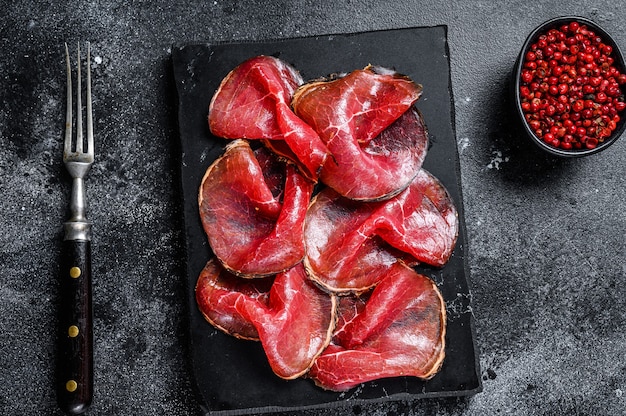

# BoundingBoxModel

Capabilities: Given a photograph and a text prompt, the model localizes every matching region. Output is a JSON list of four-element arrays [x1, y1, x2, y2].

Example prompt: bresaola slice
[[195, 259, 273, 340], [309, 262, 446, 391], [303, 188, 410, 294], [249, 263, 336, 379], [304, 169, 458, 293], [199, 140, 313, 277], [195, 259, 336, 379], [208, 55, 327, 181], [292, 66, 426, 201]]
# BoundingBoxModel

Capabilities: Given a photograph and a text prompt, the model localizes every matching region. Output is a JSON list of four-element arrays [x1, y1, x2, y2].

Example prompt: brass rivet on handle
[[66, 379, 78, 392], [69, 266, 81, 278], [68, 325, 79, 337]]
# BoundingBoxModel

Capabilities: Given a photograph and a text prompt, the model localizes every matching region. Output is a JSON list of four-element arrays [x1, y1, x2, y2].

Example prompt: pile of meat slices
[[195, 55, 459, 391]]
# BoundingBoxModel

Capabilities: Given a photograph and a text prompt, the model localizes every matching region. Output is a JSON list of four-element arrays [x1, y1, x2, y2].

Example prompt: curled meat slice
[[246, 263, 337, 379], [309, 262, 446, 391], [304, 169, 458, 293], [292, 66, 426, 200], [195, 259, 273, 340], [208, 55, 327, 181], [199, 140, 313, 277], [196, 260, 337, 380]]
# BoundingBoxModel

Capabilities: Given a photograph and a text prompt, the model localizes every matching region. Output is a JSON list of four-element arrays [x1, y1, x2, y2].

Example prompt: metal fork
[[58, 42, 94, 415]]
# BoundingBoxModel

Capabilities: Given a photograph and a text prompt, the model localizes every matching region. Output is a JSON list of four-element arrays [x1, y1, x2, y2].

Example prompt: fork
[[57, 42, 94, 415]]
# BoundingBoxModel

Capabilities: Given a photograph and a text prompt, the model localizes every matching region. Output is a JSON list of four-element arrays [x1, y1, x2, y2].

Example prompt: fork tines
[[64, 42, 93, 160]]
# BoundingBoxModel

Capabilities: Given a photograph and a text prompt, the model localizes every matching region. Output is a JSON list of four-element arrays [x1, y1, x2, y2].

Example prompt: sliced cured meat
[[208, 55, 328, 181], [196, 260, 337, 380], [200, 58, 456, 389], [375, 169, 458, 265], [304, 169, 458, 293], [199, 140, 313, 277], [292, 66, 426, 200], [309, 262, 446, 391], [245, 263, 337, 379], [195, 259, 274, 340], [303, 189, 407, 294]]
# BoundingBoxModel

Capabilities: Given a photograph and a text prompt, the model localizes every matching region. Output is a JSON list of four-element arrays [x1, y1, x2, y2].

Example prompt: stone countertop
[[1, 1, 625, 415]]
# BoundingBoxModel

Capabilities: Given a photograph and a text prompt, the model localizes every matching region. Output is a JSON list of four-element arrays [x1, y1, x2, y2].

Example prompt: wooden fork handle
[[57, 239, 93, 415]]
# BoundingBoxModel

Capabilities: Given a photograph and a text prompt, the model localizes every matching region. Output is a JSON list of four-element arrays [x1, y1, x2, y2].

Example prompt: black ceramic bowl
[[513, 16, 626, 157]]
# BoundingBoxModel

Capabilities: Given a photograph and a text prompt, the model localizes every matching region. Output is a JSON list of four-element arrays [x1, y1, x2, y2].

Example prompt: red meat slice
[[246, 263, 337, 379], [195, 259, 274, 340], [195, 260, 337, 380], [199, 140, 313, 277], [304, 169, 458, 293], [208, 55, 328, 181], [308, 262, 446, 391], [292, 66, 426, 200]]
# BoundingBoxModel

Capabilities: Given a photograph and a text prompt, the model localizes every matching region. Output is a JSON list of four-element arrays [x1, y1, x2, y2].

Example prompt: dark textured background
[[1, 1, 625, 415]]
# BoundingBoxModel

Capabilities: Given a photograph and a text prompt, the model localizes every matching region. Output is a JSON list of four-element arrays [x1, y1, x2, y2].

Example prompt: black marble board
[[172, 25, 481, 415]]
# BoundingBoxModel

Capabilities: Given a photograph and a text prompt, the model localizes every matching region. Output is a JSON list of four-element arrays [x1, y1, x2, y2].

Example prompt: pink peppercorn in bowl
[[513, 16, 626, 157]]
